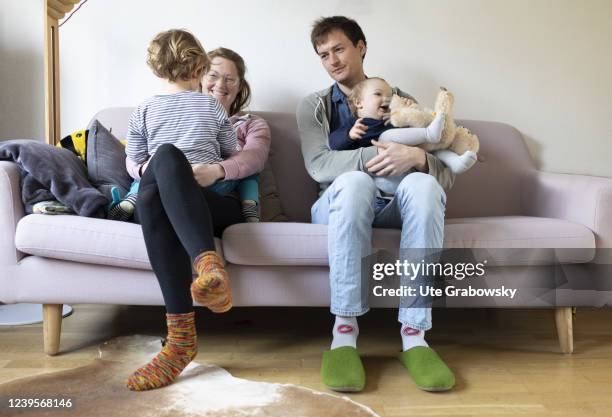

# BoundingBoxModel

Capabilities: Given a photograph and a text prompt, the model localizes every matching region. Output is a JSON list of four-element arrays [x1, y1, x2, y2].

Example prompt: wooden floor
[[1, 306, 611, 416]]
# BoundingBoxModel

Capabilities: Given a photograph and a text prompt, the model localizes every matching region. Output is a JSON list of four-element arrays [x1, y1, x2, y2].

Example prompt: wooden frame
[[44, 0, 81, 145], [555, 307, 574, 354]]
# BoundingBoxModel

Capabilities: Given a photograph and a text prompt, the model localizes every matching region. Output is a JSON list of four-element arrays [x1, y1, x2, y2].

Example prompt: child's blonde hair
[[147, 29, 208, 82], [348, 77, 389, 116]]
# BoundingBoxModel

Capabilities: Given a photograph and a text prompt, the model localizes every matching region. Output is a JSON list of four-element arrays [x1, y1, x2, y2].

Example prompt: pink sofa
[[1, 109, 611, 355]]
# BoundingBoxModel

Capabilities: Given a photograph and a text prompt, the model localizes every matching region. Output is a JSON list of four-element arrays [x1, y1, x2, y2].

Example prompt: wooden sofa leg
[[43, 304, 63, 356], [555, 307, 574, 354]]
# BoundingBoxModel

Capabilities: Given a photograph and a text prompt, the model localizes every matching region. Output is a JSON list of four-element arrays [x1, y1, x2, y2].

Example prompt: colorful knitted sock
[[191, 251, 233, 313], [125, 311, 197, 391]]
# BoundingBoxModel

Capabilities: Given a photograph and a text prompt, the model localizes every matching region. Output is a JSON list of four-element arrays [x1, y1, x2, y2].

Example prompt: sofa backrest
[[445, 120, 536, 218], [91, 108, 535, 221]]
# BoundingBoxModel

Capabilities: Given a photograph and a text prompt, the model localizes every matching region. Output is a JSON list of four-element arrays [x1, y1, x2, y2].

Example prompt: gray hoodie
[[297, 86, 455, 195]]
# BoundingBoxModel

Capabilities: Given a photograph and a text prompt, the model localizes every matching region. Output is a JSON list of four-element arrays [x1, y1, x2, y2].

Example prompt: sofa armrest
[[522, 171, 612, 250], [0, 161, 25, 264]]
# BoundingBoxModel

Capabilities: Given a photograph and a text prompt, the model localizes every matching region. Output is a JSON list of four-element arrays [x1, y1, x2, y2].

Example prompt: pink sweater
[[220, 114, 271, 180], [126, 113, 271, 180]]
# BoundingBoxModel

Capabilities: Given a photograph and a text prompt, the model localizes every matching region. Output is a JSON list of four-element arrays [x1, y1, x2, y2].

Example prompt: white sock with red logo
[[331, 316, 359, 349], [401, 324, 429, 351]]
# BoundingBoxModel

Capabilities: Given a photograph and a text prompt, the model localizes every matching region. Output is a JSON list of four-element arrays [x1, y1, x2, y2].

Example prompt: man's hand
[[349, 118, 368, 140], [366, 140, 428, 177], [192, 163, 225, 187]]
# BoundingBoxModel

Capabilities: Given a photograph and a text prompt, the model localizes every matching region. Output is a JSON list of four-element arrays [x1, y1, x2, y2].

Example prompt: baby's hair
[[348, 77, 389, 116], [147, 29, 209, 82]]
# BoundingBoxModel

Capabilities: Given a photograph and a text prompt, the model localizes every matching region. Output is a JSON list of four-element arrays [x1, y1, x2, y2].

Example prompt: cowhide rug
[[0, 335, 379, 417]]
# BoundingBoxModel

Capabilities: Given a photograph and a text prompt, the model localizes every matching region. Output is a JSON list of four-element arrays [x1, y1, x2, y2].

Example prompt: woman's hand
[[192, 163, 225, 187]]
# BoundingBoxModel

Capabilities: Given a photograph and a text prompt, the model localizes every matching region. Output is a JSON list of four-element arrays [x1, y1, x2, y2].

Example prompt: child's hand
[[349, 118, 368, 140]]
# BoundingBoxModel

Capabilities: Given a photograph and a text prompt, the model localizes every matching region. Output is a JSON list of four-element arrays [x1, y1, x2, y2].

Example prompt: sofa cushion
[[15, 214, 224, 270], [221, 216, 595, 267], [86, 120, 133, 199]]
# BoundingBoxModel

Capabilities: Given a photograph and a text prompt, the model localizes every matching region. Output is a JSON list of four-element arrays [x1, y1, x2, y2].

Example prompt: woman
[[195, 48, 272, 219], [126, 45, 271, 391]]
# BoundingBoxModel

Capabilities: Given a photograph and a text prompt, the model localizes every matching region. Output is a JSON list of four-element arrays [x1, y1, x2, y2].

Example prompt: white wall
[[54, 0, 611, 177], [0, 0, 44, 141]]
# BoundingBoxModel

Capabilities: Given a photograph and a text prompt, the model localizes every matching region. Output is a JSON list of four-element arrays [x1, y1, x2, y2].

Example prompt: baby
[[329, 77, 475, 195]]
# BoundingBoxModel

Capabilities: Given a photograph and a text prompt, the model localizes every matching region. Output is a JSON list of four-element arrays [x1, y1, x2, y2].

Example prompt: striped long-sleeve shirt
[[125, 91, 238, 171]]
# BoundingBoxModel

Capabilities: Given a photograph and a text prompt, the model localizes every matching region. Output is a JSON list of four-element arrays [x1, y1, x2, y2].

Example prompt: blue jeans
[[311, 171, 446, 330]]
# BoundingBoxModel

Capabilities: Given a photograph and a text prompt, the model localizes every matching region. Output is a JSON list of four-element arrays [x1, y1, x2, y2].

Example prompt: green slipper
[[398, 346, 455, 391], [321, 346, 366, 392]]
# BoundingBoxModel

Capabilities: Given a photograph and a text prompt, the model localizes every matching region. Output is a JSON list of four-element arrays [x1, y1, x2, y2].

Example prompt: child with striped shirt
[[123, 29, 245, 392], [112, 42, 260, 222]]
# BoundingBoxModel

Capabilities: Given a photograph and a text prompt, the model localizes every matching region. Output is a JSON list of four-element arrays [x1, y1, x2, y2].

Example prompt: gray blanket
[[0, 140, 108, 217]]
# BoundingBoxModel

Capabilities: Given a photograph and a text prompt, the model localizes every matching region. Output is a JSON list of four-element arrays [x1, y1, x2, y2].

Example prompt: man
[[296, 16, 456, 392]]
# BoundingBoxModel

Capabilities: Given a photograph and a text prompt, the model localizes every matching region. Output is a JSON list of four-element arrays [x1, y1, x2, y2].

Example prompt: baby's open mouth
[[379, 104, 389, 112]]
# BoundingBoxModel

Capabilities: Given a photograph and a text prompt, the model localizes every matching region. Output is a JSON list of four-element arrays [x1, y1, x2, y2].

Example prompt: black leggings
[[135, 144, 244, 314]]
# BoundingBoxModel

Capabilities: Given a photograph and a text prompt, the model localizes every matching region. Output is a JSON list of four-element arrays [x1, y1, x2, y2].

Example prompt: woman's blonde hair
[[207, 47, 251, 116], [147, 29, 208, 82]]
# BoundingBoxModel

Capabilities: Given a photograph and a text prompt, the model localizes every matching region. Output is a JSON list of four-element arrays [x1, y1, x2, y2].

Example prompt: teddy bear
[[388, 87, 480, 173]]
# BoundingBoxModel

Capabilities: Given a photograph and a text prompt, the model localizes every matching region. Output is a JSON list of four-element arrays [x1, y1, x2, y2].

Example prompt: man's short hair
[[310, 16, 367, 57]]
